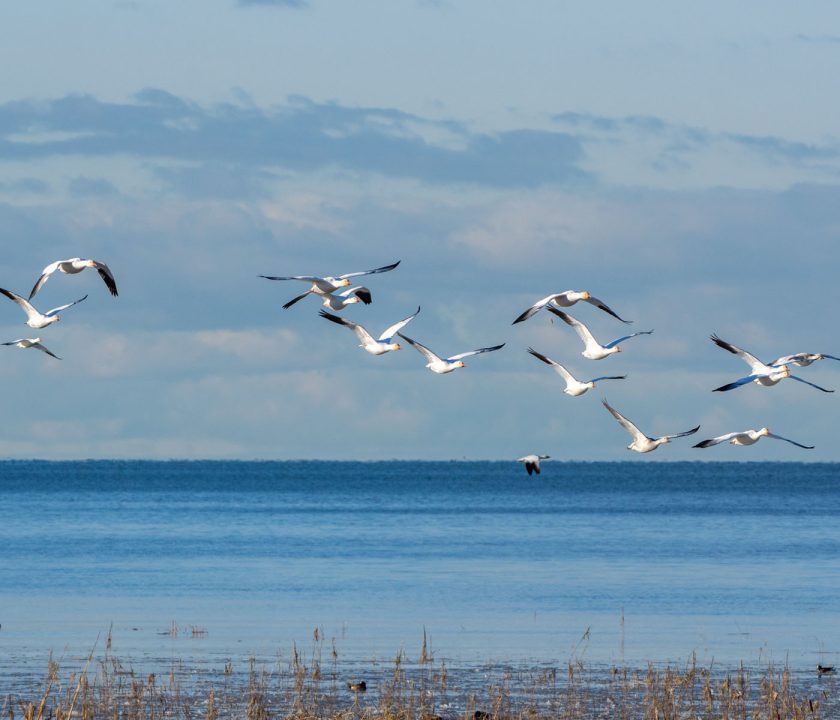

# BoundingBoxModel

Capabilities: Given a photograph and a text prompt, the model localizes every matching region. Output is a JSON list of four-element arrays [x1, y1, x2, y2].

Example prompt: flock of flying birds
[[256, 258, 839, 473], [2, 255, 836, 470], [0, 258, 117, 360]]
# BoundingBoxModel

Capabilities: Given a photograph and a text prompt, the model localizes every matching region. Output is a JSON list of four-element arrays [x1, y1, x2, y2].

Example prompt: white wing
[[602, 399, 649, 444], [512, 293, 572, 324], [527, 347, 576, 384], [447, 344, 505, 362], [604, 330, 654, 349], [44, 295, 87, 317], [710, 334, 768, 373], [28, 261, 63, 300], [378, 307, 420, 342], [547, 308, 599, 347], [318, 310, 376, 344], [0, 288, 41, 322], [259, 273, 324, 282], [336, 260, 400, 280], [693, 432, 743, 448], [397, 333, 443, 364]]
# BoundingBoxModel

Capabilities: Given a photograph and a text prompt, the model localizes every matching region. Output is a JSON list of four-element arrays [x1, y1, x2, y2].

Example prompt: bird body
[[0, 288, 87, 329], [527, 348, 626, 396], [602, 399, 699, 453], [30, 258, 117, 299], [548, 308, 652, 360], [517, 454, 550, 475], [398, 333, 504, 374], [319, 307, 419, 355]]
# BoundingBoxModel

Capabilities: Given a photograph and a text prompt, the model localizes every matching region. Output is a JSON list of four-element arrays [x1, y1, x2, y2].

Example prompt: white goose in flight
[[319, 307, 420, 355], [513, 291, 631, 325], [0, 288, 87, 329], [259, 260, 399, 309], [770, 352, 840, 367], [397, 333, 504, 374], [548, 308, 652, 360], [29, 258, 117, 299], [527, 348, 626, 396], [517, 454, 550, 475], [602, 399, 699, 453], [711, 335, 833, 393], [321, 286, 372, 311], [693, 428, 813, 450], [2, 337, 61, 360]]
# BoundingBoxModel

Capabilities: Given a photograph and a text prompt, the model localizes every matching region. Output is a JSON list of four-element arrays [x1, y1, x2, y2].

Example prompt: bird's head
[[781, 365, 791, 377], [759, 427, 770, 436], [661, 437, 671, 444], [615, 346, 622, 353], [581, 291, 591, 300], [346, 296, 361, 305], [391, 343, 402, 351], [340, 278, 351, 287], [456, 361, 466, 369], [85, 259, 97, 268]]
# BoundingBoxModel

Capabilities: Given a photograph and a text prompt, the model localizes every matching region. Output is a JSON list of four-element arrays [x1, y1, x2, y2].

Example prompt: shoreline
[[3, 638, 837, 720]]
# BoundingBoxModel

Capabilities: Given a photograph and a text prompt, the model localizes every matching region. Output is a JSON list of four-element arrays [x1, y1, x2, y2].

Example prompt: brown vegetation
[[2, 634, 835, 719]]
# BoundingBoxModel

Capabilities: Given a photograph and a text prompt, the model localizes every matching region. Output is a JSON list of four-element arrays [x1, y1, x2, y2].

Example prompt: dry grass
[[2, 634, 835, 720]]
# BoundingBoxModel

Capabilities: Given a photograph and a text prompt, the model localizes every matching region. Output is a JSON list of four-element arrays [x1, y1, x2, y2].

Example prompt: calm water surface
[[1, 460, 838, 680]]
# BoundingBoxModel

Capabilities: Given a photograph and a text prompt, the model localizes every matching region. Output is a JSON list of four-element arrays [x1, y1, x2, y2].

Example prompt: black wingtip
[[318, 309, 344, 324]]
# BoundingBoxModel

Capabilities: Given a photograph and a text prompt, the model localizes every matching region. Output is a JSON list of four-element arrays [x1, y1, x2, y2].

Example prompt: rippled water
[[1, 460, 838, 683]]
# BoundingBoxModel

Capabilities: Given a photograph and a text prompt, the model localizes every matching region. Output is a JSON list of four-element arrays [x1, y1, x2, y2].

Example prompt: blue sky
[[1, 1, 839, 460]]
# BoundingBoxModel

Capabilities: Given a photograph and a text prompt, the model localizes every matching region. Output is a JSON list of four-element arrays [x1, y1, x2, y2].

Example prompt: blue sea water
[[0, 460, 838, 683]]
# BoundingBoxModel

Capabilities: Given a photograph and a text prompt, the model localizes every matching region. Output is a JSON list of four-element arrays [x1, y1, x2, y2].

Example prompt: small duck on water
[[347, 681, 367, 692], [818, 664, 835, 675]]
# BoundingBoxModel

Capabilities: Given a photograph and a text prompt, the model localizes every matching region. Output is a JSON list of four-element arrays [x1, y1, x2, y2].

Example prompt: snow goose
[[30, 258, 117, 299], [397, 333, 504, 374], [693, 428, 813, 450], [517, 454, 550, 475], [711, 335, 833, 393], [0, 288, 87, 329], [602, 399, 699, 453], [548, 308, 652, 360], [513, 291, 631, 325], [259, 261, 399, 309], [771, 352, 840, 367], [319, 307, 420, 355], [2, 337, 61, 360], [527, 348, 626, 396], [321, 286, 372, 311]]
